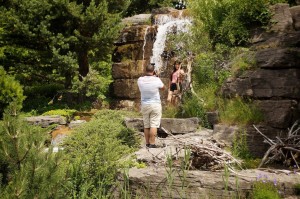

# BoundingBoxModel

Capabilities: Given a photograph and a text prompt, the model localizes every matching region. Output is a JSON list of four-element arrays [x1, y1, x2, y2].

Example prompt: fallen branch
[[254, 121, 300, 168]]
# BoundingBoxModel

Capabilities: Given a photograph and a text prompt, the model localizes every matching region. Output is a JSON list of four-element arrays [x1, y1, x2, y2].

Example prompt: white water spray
[[142, 26, 150, 68], [150, 14, 192, 72]]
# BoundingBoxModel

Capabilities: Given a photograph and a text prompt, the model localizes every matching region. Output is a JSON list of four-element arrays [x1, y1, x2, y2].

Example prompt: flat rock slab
[[124, 117, 200, 134], [135, 130, 214, 164], [25, 115, 67, 127], [115, 167, 300, 199]]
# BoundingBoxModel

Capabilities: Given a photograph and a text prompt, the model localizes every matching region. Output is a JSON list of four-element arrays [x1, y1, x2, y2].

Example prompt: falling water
[[142, 26, 150, 68], [150, 13, 192, 73]]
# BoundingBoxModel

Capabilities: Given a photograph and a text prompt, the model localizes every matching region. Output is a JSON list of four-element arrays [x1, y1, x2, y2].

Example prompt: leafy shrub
[[189, 0, 286, 47], [230, 49, 256, 75], [242, 158, 261, 169], [252, 180, 281, 199], [71, 69, 112, 101], [42, 109, 77, 121], [62, 109, 139, 197], [0, 67, 25, 117], [231, 129, 261, 169], [163, 105, 179, 118], [232, 130, 252, 160], [178, 92, 209, 127]]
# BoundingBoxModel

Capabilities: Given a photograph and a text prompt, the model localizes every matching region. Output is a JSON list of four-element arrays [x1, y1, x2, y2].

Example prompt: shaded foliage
[[0, 66, 25, 118]]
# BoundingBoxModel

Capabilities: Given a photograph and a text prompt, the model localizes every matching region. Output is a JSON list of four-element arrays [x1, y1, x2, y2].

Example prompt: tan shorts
[[141, 104, 162, 128]]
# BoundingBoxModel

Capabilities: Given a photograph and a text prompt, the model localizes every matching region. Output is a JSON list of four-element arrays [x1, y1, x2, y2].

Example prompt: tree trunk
[[64, 71, 72, 89], [78, 50, 89, 81]]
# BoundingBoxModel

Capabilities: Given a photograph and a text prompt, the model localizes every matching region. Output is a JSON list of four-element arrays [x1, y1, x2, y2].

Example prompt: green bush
[[179, 92, 209, 127], [219, 96, 264, 125], [163, 105, 180, 118], [42, 109, 77, 122], [230, 49, 256, 75], [62, 109, 139, 197], [189, 0, 287, 47], [252, 180, 281, 199], [0, 67, 25, 117], [232, 130, 252, 160], [71, 69, 112, 101]]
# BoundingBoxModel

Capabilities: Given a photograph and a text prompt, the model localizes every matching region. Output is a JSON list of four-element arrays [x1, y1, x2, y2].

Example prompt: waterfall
[[142, 26, 150, 68], [150, 13, 192, 73]]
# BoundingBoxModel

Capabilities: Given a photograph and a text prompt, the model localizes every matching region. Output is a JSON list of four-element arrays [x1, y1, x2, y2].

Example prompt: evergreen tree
[[0, 66, 25, 118], [0, 110, 67, 198], [0, 0, 130, 89]]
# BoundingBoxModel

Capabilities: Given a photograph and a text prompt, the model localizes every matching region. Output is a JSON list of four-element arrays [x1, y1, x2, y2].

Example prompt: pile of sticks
[[254, 120, 300, 168], [160, 127, 241, 171], [190, 142, 241, 171]]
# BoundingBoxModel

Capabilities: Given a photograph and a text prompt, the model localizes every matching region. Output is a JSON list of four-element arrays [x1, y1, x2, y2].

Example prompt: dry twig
[[254, 121, 300, 168]]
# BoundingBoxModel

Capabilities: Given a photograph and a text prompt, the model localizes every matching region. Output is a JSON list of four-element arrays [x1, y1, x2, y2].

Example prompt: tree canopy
[[0, 0, 130, 90]]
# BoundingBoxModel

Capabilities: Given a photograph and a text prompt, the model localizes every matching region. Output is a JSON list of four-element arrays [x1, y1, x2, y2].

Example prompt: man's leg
[[149, 127, 157, 145], [144, 128, 150, 145]]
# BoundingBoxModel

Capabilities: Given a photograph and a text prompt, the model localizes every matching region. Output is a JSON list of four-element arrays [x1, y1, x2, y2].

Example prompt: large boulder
[[221, 69, 300, 99], [254, 100, 297, 129], [112, 61, 145, 79], [113, 79, 140, 99], [290, 6, 300, 30], [269, 3, 294, 32], [255, 48, 300, 68]]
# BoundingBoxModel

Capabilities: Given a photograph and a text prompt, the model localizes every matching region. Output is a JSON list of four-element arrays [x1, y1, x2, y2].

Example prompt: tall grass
[[218, 97, 264, 125]]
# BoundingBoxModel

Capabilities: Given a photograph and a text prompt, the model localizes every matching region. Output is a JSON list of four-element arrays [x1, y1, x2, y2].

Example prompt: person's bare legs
[[144, 128, 150, 145], [149, 127, 157, 144]]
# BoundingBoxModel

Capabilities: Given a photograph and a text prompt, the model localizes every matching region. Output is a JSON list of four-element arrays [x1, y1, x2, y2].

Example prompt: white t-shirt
[[137, 75, 164, 105]]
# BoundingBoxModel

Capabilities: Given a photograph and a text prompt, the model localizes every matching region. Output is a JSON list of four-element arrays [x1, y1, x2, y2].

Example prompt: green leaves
[[63, 109, 139, 197], [189, 0, 286, 47], [0, 0, 126, 98], [0, 67, 25, 117], [0, 113, 67, 198]]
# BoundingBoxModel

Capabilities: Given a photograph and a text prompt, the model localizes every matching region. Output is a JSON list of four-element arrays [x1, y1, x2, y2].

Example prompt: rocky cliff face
[[220, 3, 300, 157], [111, 8, 190, 110]]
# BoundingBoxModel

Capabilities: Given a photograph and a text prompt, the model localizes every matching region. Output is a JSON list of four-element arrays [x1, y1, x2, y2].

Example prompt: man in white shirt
[[137, 64, 165, 148]]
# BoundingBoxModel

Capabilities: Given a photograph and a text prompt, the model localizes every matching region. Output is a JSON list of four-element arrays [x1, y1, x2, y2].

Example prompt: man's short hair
[[146, 64, 155, 73]]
